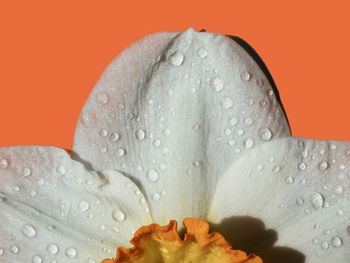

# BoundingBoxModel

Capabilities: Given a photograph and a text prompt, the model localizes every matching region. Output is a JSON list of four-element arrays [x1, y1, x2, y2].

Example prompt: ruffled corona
[[102, 218, 262, 263]]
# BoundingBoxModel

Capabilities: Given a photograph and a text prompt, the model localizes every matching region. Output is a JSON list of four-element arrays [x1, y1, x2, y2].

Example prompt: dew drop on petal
[[321, 241, 329, 250], [153, 139, 161, 148], [240, 71, 251, 81], [112, 209, 126, 222], [196, 47, 208, 59], [22, 167, 32, 177], [256, 78, 264, 87], [96, 92, 110, 105], [244, 117, 253, 126], [21, 224, 36, 237], [145, 169, 159, 183], [10, 245, 19, 254], [152, 193, 161, 202], [221, 97, 233, 109], [298, 162, 307, 171], [331, 236, 342, 247], [285, 176, 294, 184], [0, 158, 9, 169], [78, 200, 90, 212], [135, 129, 146, 140], [47, 243, 59, 255], [65, 247, 77, 258], [115, 148, 126, 157], [99, 129, 108, 137], [210, 77, 224, 92], [169, 51, 184, 66], [259, 127, 273, 141], [32, 255, 42, 263], [56, 165, 66, 175], [244, 138, 254, 149], [318, 161, 329, 171], [309, 192, 324, 210], [229, 117, 238, 126], [296, 198, 304, 205], [333, 185, 344, 194], [110, 132, 120, 142]]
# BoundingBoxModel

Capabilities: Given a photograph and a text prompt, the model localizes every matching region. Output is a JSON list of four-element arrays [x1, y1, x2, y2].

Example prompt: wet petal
[[0, 146, 151, 262], [209, 137, 350, 262], [73, 28, 290, 223]]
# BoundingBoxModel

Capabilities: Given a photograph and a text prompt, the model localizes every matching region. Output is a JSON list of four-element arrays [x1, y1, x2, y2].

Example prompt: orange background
[[0, 1, 349, 149]]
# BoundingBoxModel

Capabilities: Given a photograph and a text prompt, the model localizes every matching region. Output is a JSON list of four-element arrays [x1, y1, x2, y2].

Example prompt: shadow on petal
[[210, 216, 305, 263], [226, 34, 291, 133]]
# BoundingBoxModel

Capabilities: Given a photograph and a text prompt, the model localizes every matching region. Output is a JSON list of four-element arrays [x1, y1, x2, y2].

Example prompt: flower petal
[[208, 137, 350, 262], [0, 146, 151, 262], [73, 28, 290, 223]]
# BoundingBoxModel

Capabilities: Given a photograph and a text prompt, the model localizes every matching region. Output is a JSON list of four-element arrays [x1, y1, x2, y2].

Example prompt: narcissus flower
[[0, 28, 349, 263]]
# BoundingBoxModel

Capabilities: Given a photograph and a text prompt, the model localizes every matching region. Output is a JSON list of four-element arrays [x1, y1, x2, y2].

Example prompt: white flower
[[0, 28, 348, 262]]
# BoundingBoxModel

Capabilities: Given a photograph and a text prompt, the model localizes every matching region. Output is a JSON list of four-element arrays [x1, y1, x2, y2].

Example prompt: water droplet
[[153, 139, 161, 148], [321, 241, 329, 250], [115, 148, 126, 157], [135, 129, 146, 140], [196, 47, 208, 59], [56, 165, 66, 175], [0, 248, 3, 255], [0, 158, 9, 169], [244, 117, 253, 126], [244, 138, 254, 149], [298, 162, 307, 171], [20, 224, 36, 238], [47, 243, 59, 255], [259, 127, 273, 141], [80, 112, 90, 126], [347, 225, 350, 236], [240, 71, 251, 81], [152, 193, 161, 202], [58, 199, 71, 218], [78, 200, 90, 212], [229, 117, 238, 126], [32, 255, 42, 263], [22, 167, 31, 177], [318, 161, 329, 171], [221, 96, 233, 109], [10, 245, 19, 254], [210, 77, 224, 92], [65, 247, 77, 258], [99, 129, 108, 137], [309, 192, 324, 210], [296, 198, 304, 205], [164, 129, 171, 136], [272, 165, 281, 173], [145, 169, 159, 183], [112, 209, 126, 222], [333, 185, 344, 194], [169, 51, 184, 66], [256, 78, 264, 87], [285, 176, 294, 184], [97, 92, 109, 105], [331, 236, 342, 247], [110, 132, 120, 142]]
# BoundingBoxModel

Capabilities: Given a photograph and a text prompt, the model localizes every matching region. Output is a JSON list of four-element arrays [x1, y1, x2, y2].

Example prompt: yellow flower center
[[101, 218, 262, 263]]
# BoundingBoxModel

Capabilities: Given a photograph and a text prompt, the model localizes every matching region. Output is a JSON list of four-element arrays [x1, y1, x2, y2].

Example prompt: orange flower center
[[101, 218, 262, 263]]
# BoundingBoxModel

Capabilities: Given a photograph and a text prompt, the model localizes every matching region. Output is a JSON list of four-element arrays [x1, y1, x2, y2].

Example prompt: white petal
[[209, 137, 350, 262], [73, 28, 290, 223], [0, 146, 151, 262]]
